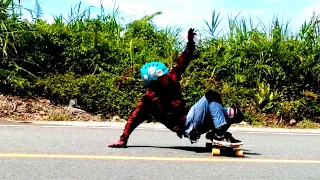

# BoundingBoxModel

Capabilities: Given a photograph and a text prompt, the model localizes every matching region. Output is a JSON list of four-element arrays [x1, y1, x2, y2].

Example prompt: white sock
[[227, 108, 234, 118]]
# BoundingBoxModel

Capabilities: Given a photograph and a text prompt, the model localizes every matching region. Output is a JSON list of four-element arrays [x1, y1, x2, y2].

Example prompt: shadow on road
[[127, 145, 262, 156]]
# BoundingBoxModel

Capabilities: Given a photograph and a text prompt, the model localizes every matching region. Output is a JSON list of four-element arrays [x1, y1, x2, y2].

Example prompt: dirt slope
[[0, 94, 102, 122]]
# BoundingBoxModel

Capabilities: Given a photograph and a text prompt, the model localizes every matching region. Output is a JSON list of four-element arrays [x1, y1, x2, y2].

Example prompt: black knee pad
[[230, 104, 244, 123], [205, 89, 222, 104]]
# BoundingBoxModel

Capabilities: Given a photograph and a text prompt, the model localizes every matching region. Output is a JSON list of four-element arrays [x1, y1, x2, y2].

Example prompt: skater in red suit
[[108, 28, 244, 148], [108, 28, 198, 148]]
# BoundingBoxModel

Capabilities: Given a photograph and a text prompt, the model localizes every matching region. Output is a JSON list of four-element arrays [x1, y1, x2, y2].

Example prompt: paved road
[[0, 122, 320, 180]]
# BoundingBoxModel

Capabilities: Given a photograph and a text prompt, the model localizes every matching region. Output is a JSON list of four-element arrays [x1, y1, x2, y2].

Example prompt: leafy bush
[[34, 71, 144, 119]]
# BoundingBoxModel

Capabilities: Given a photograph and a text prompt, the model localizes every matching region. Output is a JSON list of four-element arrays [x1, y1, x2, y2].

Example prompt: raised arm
[[170, 28, 197, 78]]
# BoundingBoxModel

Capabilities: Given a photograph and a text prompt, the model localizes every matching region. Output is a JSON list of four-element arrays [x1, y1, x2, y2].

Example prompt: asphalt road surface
[[1, 122, 320, 180]]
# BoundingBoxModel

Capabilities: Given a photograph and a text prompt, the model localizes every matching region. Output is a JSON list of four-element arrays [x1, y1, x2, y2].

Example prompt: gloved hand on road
[[108, 140, 127, 148]]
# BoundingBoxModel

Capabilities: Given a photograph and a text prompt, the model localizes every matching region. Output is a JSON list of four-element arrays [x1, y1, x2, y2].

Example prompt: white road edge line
[[1, 124, 320, 136]]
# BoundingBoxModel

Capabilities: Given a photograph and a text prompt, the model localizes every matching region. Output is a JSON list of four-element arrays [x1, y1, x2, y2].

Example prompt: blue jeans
[[185, 96, 229, 141]]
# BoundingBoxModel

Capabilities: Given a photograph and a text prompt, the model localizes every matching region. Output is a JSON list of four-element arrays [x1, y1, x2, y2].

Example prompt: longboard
[[206, 141, 244, 157]]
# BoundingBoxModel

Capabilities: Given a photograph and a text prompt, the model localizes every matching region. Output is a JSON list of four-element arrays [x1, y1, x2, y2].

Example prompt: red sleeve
[[170, 45, 195, 79], [120, 93, 152, 142]]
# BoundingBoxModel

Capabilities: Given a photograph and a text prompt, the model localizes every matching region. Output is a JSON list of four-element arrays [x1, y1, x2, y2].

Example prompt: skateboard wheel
[[235, 150, 244, 157], [212, 148, 220, 156]]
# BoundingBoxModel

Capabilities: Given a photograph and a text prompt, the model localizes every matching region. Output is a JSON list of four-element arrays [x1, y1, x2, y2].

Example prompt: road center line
[[0, 153, 319, 164]]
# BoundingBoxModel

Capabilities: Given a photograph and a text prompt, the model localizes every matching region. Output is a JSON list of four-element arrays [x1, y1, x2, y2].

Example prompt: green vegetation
[[1, 0, 319, 126]]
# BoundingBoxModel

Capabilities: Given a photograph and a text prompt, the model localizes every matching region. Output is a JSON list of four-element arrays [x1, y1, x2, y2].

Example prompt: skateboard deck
[[206, 141, 244, 157]]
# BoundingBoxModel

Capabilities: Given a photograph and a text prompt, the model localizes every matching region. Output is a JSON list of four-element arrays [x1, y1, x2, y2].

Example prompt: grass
[[295, 119, 320, 129], [47, 113, 72, 121]]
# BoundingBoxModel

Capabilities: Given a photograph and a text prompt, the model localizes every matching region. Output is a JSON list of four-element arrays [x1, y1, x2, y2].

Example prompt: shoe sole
[[212, 140, 243, 147], [212, 140, 232, 147], [230, 142, 243, 146]]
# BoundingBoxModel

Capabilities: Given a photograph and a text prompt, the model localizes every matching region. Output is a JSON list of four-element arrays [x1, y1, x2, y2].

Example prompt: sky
[[20, 0, 320, 38]]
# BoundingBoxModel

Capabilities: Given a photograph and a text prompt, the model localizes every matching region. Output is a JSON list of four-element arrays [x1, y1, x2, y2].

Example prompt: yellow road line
[[0, 153, 319, 164]]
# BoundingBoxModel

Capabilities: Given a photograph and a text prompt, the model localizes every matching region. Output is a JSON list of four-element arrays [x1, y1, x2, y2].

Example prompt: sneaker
[[205, 131, 215, 140], [208, 132, 232, 147], [211, 138, 231, 147], [205, 131, 224, 141], [225, 132, 243, 146], [187, 129, 200, 144]]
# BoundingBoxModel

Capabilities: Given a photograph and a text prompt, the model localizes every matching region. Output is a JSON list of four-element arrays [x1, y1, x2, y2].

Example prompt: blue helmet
[[140, 61, 169, 84]]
